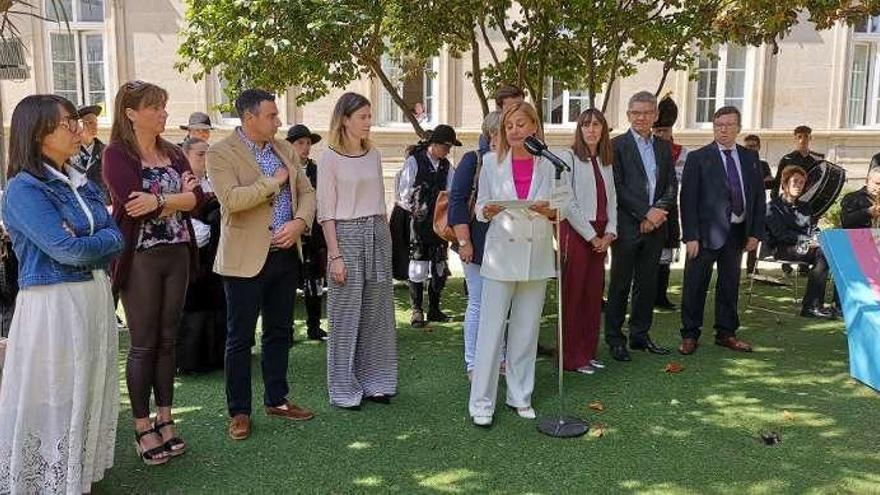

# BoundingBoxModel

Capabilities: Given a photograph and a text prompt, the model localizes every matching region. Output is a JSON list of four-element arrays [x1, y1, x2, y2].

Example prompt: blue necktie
[[723, 149, 745, 216]]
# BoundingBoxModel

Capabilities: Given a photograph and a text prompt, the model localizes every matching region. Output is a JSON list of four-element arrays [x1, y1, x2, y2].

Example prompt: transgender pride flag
[[820, 229, 880, 391]]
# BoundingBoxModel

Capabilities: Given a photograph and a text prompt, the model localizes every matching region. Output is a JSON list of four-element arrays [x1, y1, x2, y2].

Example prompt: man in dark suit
[[679, 106, 765, 355], [605, 91, 678, 361]]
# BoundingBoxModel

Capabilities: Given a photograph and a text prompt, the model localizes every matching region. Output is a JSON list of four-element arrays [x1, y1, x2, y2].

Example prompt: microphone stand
[[536, 153, 589, 439]]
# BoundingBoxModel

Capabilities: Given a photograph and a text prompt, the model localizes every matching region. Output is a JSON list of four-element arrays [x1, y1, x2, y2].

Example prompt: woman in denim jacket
[[0, 95, 124, 494]]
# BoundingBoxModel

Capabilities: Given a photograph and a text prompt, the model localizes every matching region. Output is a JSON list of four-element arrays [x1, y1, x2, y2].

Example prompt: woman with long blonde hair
[[317, 92, 397, 409]]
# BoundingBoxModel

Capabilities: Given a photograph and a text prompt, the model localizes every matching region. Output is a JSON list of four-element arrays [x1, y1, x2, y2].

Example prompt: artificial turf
[[94, 270, 880, 494]]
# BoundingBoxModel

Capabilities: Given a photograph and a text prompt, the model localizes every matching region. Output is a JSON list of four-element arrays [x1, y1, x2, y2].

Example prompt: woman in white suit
[[559, 109, 617, 374], [469, 102, 557, 427]]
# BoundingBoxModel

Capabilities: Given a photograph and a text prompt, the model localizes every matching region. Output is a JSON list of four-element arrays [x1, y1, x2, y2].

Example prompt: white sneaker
[[589, 359, 605, 369], [515, 407, 536, 419], [576, 366, 596, 375], [473, 415, 493, 426]]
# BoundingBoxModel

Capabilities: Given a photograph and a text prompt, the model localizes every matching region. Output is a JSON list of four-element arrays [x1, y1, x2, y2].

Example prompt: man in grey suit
[[605, 91, 678, 361]]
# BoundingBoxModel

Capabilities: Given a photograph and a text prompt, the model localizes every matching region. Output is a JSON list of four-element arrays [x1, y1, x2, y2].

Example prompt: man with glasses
[[605, 91, 677, 362], [71, 105, 110, 205], [678, 106, 765, 355]]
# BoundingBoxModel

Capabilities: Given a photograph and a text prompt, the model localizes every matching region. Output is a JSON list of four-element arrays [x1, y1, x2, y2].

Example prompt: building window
[[848, 17, 880, 127], [542, 78, 592, 125], [215, 75, 240, 125], [44, 0, 107, 109], [378, 55, 439, 126], [694, 44, 748, 125]]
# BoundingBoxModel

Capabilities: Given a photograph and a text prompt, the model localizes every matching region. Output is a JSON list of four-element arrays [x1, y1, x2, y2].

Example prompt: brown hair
[[110, 80, 178, 161], [6, 94, 77, 180], [713, 106, 742, 126], [572, 108, 613, 166], [494, 85, 525, 109], [328, 92, 372, 153], [497, 101, 540, 159], [781, 165, 807, 192], [794, 125, 812, 136]]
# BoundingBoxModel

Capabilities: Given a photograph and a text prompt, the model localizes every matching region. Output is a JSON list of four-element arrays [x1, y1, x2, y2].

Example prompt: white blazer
[[475, 152, 557, 282], [558, 150, 618, 241]]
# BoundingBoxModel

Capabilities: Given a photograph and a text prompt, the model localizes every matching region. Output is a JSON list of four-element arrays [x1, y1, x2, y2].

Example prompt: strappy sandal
[[154, 419, 187, 457], [134, 428, 169, 466]]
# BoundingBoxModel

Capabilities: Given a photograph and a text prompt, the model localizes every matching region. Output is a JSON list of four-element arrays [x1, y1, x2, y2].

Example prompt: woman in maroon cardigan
[[103, 80, 205, 465]]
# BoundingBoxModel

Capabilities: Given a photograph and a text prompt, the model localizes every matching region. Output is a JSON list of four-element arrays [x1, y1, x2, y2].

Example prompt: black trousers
[[223, 249, 299, 416], [604, 231, 664, 347], [774, 245, 832, 310], [681, 223, 745, 340]]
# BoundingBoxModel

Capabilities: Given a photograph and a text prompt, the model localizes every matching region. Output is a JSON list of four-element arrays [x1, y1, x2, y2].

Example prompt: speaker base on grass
[[538, 415, 589, 438]]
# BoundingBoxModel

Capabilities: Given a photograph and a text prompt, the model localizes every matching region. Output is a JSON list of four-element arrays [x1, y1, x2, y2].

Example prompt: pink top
[[512, 156, 535, 200], [317, 147, 387, 222]]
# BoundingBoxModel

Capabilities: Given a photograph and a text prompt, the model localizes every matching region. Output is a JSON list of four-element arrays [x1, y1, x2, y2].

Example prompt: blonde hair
[[328, 92, 372, 153], [497, 101, 541, 159]]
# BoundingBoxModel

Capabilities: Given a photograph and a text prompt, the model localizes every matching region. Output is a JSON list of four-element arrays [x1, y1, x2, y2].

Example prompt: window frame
[[692, 44, 754, 129], [848, 21, 880, 128], [377, 54, 441, 128], [542, 77, 596, 128], [43, 0, 110, 122]]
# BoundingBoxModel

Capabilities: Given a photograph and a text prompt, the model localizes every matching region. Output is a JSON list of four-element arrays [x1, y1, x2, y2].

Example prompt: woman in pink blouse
[[317, 93, 397, 409]]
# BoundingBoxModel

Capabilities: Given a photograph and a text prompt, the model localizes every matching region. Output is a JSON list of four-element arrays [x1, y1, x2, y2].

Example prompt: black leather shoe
[[307, 328, 329, 341], [610, 345, 631, 362], [427, 308, 450, 322], [630, 339, 671, 355], [800, 307, 835, 320]]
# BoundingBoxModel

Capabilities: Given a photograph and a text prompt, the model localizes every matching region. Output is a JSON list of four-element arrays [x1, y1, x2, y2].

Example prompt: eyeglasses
[[713, 122, 740, 130], [57, 116, 82, 133], [627, 110, 655, 118]]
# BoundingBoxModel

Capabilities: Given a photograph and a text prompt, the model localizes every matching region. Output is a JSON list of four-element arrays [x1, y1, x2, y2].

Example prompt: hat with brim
[[77, 105, 102, 118], [426, 124, 461, 147], [180, 111, 214, 131], [286, 124, 322, 144]]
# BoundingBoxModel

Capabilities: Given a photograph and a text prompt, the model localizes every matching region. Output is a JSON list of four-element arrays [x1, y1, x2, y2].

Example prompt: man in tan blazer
[[207, 89, 316, 441]]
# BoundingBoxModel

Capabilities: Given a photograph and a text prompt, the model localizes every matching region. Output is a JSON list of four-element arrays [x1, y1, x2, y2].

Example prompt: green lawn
[[95, 270, 880, 494]]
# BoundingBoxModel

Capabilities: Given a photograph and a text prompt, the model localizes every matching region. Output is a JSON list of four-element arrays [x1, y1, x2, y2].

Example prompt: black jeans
[[223, 249, 299, 417], [774, 245, 831, 310]]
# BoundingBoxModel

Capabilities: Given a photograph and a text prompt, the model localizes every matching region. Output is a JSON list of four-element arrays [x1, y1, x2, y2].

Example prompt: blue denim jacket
[[1, 169, 124, 288]]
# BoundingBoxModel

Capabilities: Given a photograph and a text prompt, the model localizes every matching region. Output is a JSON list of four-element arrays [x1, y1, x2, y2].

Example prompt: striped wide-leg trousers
[[327, 215, 398, 407]]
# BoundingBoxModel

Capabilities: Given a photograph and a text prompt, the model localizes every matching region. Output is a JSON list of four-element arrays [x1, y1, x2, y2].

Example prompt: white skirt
[[0, 271, 118, 494]]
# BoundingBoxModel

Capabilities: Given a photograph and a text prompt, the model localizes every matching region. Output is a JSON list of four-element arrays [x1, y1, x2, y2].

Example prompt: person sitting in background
[[841, 166, 880, 229], [0, 94, 124, 490], [765, 166, 835, 320]]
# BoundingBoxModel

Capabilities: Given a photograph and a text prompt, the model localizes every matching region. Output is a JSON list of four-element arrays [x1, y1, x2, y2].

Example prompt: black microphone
[[524, 135, 570, 178]]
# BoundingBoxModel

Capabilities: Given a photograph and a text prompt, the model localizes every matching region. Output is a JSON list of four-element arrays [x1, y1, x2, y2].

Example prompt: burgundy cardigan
[[102, 142, 206, 292]]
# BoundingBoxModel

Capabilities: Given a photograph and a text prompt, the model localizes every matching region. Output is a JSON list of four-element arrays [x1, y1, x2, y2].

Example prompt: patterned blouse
[[137, 164, 191, 250]]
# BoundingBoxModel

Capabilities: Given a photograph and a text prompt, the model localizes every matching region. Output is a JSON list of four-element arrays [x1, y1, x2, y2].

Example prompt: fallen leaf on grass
[[589, 422, 607, 438], [760, 431, 781, 445], [588, 401, 605, 413], [664, 362, 684, 374], [783, 410, 796, 422]]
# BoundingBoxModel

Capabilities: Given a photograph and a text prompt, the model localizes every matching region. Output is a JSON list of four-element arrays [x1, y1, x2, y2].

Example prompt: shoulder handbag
[[433, 151, 482, 243]]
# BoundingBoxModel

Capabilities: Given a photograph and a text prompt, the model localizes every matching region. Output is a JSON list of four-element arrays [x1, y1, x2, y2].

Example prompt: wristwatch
[[457, 239, 470, 247]]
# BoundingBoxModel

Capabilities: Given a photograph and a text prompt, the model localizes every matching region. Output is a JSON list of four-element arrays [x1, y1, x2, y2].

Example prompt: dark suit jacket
[[840, 187, 874, 229], [680, 142, 765, 251], [611, 130, 678, 240]]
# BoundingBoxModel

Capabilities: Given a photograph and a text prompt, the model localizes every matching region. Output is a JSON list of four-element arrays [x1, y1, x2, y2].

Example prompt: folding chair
[[745, 241, 811, 317]]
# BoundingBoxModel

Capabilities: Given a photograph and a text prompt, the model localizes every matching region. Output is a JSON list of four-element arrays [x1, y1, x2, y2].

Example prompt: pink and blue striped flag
[[820, 229, 880, 391]]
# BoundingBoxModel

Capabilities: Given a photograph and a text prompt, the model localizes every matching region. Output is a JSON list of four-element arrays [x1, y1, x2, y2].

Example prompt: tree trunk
[[367, 58, 426, 138], [470, 29, 490, 117]]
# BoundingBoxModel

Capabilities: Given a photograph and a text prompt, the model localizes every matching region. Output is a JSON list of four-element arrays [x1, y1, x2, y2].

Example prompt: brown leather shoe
[[228, 414, 251, 441], [715, 336, 753, 352], [678, 338, 698, 355], [266, 401, 315, 421]]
